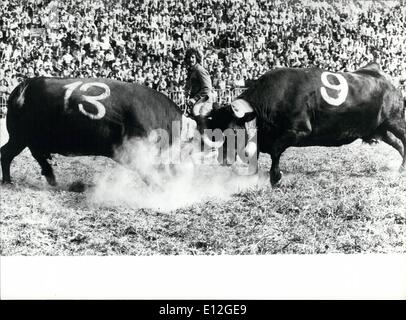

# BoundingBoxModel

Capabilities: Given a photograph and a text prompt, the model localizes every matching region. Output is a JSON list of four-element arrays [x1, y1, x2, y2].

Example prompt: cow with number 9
[[210, 63, 406, 186]]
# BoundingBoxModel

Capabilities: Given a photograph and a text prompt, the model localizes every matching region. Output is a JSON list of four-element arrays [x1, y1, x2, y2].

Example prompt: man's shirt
[[186, 63, 212, 100]]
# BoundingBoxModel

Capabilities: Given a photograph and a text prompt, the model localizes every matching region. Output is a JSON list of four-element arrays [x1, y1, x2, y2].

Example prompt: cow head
[[179, 111, 225, 165], [201, 99, 259, 168], [229, 99, 258, 158], [188, 107, 226, 150], [182, 98, 258, 169]]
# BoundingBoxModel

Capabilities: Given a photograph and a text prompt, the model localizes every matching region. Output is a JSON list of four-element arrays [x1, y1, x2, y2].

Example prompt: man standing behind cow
[[184, 48, 220, 163], [184, 48, 214, 117]]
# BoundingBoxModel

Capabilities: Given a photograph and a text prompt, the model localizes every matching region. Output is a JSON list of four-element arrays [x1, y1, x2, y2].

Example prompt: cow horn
[[231, 99, 254, 118], [202, 132, 224, 149]]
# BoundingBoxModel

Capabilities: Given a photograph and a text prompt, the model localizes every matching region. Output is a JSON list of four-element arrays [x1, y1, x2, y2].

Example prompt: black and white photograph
[[0, 0, 405, 300]]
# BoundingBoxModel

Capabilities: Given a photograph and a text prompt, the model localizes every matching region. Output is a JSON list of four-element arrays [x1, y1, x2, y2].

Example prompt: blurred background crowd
[[0, 0, 405, 99]]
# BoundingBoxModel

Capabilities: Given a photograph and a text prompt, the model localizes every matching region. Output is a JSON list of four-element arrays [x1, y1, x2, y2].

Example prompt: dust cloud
[[89, 135, 265, 211]]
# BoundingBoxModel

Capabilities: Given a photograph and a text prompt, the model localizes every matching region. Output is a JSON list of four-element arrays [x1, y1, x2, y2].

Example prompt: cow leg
[[381, 131, 404, 157], [1, 139, 26, 184], [269, 151, 283, 186], [386, 121, 406, 171], [29, 148, 57, 186], [269, 138, 290, 186], [269, 127, 311, 186]]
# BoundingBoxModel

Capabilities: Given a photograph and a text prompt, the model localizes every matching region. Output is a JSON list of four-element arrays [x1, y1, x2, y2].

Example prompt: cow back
[[6, 77, 183, 156]]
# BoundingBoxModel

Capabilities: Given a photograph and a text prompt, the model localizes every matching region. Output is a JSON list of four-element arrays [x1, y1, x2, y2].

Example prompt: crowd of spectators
[[0, 0, 405, 100]]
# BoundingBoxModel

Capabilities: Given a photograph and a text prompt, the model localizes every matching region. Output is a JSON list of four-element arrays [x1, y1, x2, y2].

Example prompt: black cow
[[1, 77, 219, 186], [212, 63, 406, 186]]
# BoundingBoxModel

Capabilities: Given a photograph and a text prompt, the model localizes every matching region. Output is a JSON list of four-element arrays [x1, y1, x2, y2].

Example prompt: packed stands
[[0, 0, 405, 110]]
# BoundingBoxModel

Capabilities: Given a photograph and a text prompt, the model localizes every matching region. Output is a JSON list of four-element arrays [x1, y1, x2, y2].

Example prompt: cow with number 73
[[212, 63, 406, 186], [1, 77, 224, 187]]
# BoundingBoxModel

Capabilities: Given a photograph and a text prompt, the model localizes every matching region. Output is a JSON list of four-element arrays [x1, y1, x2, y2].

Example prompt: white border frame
[[1, 254, 406, 299]]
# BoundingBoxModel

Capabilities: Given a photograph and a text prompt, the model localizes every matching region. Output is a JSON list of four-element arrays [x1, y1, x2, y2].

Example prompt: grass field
[[1, 118, 405, 255]]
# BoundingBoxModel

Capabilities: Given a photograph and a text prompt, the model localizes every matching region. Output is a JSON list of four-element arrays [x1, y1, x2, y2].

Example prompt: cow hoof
[[45, 176, 57, 186], [270, 171, 283, 187], [2, 180, 12, 185]]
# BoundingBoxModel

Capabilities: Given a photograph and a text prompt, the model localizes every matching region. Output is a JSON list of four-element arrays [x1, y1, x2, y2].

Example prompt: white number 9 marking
[[320, 72, 348, 106], [63, 81, 110, 120]]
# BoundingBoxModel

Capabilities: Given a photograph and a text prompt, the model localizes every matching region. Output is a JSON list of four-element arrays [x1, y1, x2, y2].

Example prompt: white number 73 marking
[[320, 72, 348, 106], [63, 81, 110, 120]]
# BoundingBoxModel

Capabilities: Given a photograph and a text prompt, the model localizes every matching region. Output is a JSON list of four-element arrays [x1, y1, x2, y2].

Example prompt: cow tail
[[5, 79, 30, 136], [8, 79, 29, 113]]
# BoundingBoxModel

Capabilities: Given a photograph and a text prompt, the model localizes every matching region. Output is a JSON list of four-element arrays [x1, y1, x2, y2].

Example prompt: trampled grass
[[0, 119, 405, 255]]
